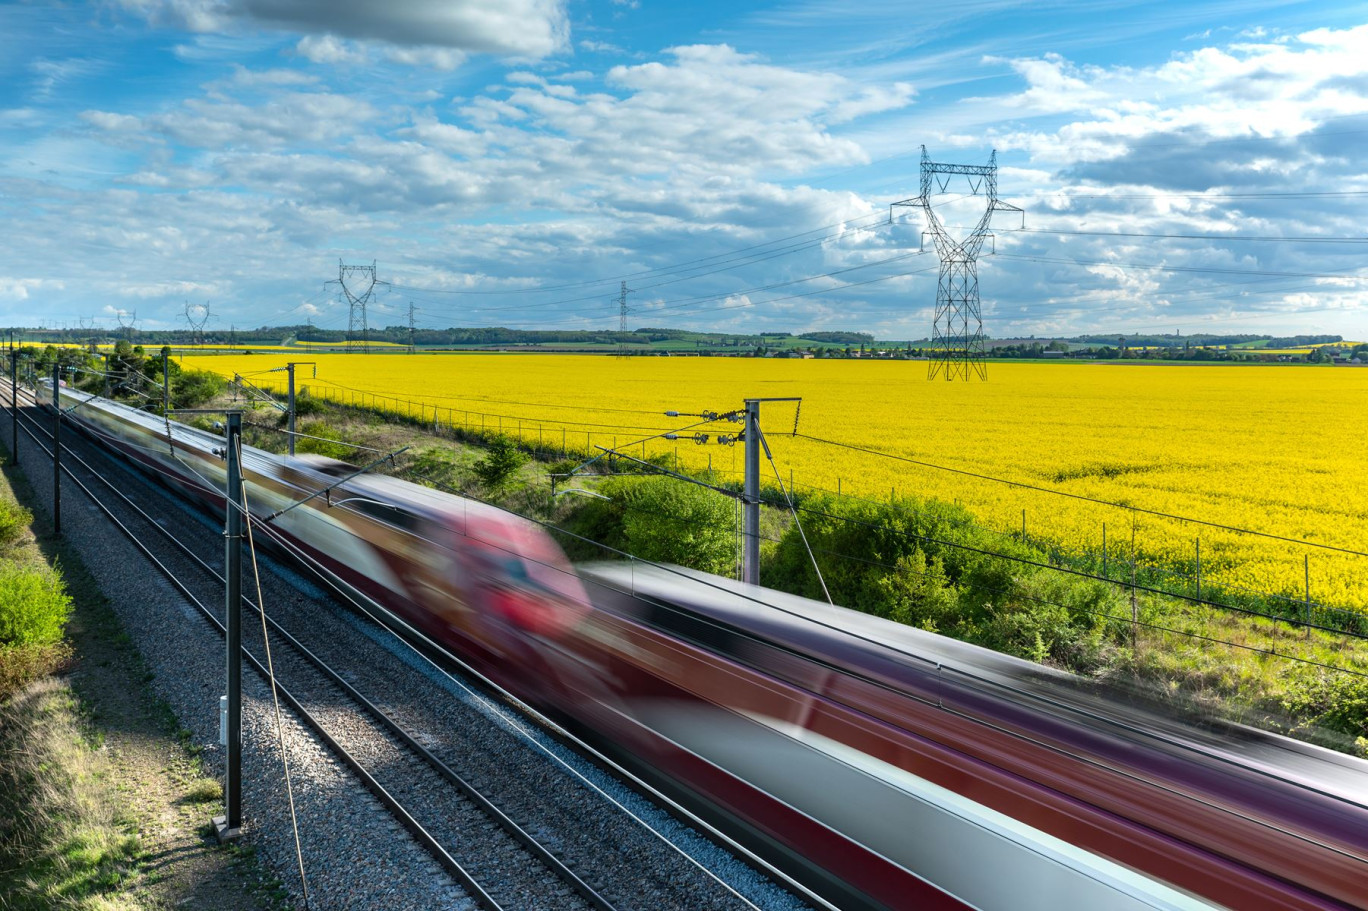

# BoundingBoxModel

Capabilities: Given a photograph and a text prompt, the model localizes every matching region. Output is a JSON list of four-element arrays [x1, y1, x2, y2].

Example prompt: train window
[[640, 599, 748, 661], [346, 497, 423, 534], [308, 459, 360, 477]]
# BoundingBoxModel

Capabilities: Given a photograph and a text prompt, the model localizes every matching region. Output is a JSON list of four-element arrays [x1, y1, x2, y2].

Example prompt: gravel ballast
[[4, 399, 818, 911]]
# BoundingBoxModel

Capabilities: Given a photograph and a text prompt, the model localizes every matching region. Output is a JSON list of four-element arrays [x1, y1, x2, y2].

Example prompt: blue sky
[[3, 0, 1368, 340]]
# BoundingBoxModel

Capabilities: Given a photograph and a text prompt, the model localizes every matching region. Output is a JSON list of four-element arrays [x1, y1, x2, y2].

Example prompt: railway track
[[2, 384, 820, 911]]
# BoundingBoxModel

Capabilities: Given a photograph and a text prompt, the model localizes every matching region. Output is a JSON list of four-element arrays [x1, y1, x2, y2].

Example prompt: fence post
[[1196, 538, 1202, 601], [1130, 515, 1139, 651], [1102, 521, 1107, 578], [1304, 555, 1311, 638], [1022, 508, 1027, 541]]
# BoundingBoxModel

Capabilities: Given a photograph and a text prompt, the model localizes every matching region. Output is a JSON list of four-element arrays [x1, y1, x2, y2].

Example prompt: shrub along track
[[3, 383, 817, 911]]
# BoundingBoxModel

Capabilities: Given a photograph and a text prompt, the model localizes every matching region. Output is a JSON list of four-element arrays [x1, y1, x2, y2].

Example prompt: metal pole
[[51, 364, 60, 536], [1102, 522, 1107, 577], [217, 413, 243, 841], [743, 399, 760, 585], [162, 354, 170, 413], [9, 349, 17, 467], [287, 363, 296, 457]]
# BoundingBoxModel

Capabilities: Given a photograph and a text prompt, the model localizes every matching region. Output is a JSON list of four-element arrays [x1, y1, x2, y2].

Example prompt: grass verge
[[0, 443, 285, 911], [0, 677, 143, 910]]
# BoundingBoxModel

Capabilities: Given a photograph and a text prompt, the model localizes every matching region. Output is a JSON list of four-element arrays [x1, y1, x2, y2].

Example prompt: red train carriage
[[563, 563, 1368, 911]]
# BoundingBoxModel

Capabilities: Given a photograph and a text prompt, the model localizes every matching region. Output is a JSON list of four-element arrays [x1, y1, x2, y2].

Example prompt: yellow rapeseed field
[[186, 353, 1368, 613]]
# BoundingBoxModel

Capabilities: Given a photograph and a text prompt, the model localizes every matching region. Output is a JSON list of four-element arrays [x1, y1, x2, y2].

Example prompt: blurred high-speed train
[[45, 384, 1368, 911]]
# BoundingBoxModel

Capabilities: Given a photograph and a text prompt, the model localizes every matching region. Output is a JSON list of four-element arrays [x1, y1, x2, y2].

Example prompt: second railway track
[[2, 384, 817, 911]]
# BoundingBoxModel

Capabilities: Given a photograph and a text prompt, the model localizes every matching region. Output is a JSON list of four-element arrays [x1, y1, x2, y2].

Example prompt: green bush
[[0, 564, 71, 646], [558, 475, 735, 573], [473, 436, 528, 492], [295, 420, 353, 461], [765, 493, 1129, 672], [0, 497, 33, 547], [556, 483, 629, 561], [172, 369, 225, 408], [1281, 667, 1368, 746], [619, 477, 735, 574], [292, 395, 327, 417], [0, 642, 72, 701]]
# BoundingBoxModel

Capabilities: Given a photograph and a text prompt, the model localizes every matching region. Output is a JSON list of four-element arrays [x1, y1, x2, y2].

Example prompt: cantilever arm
[[261, 446, 410, 522]]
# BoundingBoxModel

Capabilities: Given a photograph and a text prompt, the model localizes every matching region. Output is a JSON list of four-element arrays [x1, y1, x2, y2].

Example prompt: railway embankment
[[0, 447, 285, 911]]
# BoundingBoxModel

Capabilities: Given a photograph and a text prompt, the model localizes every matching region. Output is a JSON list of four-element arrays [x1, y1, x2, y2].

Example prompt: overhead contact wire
[[236, 447, 310, 908]]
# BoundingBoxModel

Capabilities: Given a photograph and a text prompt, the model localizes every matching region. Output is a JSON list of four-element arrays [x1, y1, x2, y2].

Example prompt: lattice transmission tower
[[115, 309, 138, 341], [616, 281, 632, 358], [184, 300, 210, 346], [892, 147, 1023, 381], [332, 260, 380, 353]]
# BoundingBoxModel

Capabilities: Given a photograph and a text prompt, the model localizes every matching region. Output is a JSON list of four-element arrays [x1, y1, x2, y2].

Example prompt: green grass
[[183, 778, 223, 804], [0, 679, 144, 910]]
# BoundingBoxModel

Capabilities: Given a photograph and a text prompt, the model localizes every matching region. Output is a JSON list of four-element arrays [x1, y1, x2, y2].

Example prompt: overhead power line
[[388, 212, 893, 299], [1013, 228, 1368, 244], [996, 252, 1368, 283], [1046, 190, 1368, 201]]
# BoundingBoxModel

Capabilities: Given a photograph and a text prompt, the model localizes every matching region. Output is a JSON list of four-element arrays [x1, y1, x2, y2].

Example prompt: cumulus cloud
[[295, 34, 366, 65], [84, 91, 376, 148], [0, 278, 63, 300], [120, 0, 569, 58]]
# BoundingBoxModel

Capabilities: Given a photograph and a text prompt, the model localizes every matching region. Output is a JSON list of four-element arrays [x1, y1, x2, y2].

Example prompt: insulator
[[693, 433, 710, 445]]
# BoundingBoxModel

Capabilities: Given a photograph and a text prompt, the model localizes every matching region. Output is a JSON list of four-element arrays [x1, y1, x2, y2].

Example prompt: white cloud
[[118, 280, 219, 299], [579, 40, 624, 53], [223, 65, 318, 87], [295, 34, 366, 65], [0, 278, 63, 301], [121, 0, 569, 58], [85, 91, 377, 149], [383, 45, 466, 70]]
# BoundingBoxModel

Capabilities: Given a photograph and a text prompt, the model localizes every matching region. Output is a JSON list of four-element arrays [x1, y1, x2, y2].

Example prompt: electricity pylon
[[332, 260, 381, 353], [892, 147, 1023, 381], [185, 300, 210, 346], [616, 281, 632, 358], [115, 309, 138, 341]]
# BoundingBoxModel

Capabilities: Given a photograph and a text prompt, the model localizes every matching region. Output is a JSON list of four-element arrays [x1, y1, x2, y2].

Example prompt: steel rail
[[41, 398, 616, 910], [3, 383, 839, 911], [3, 390, 621, 911]]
